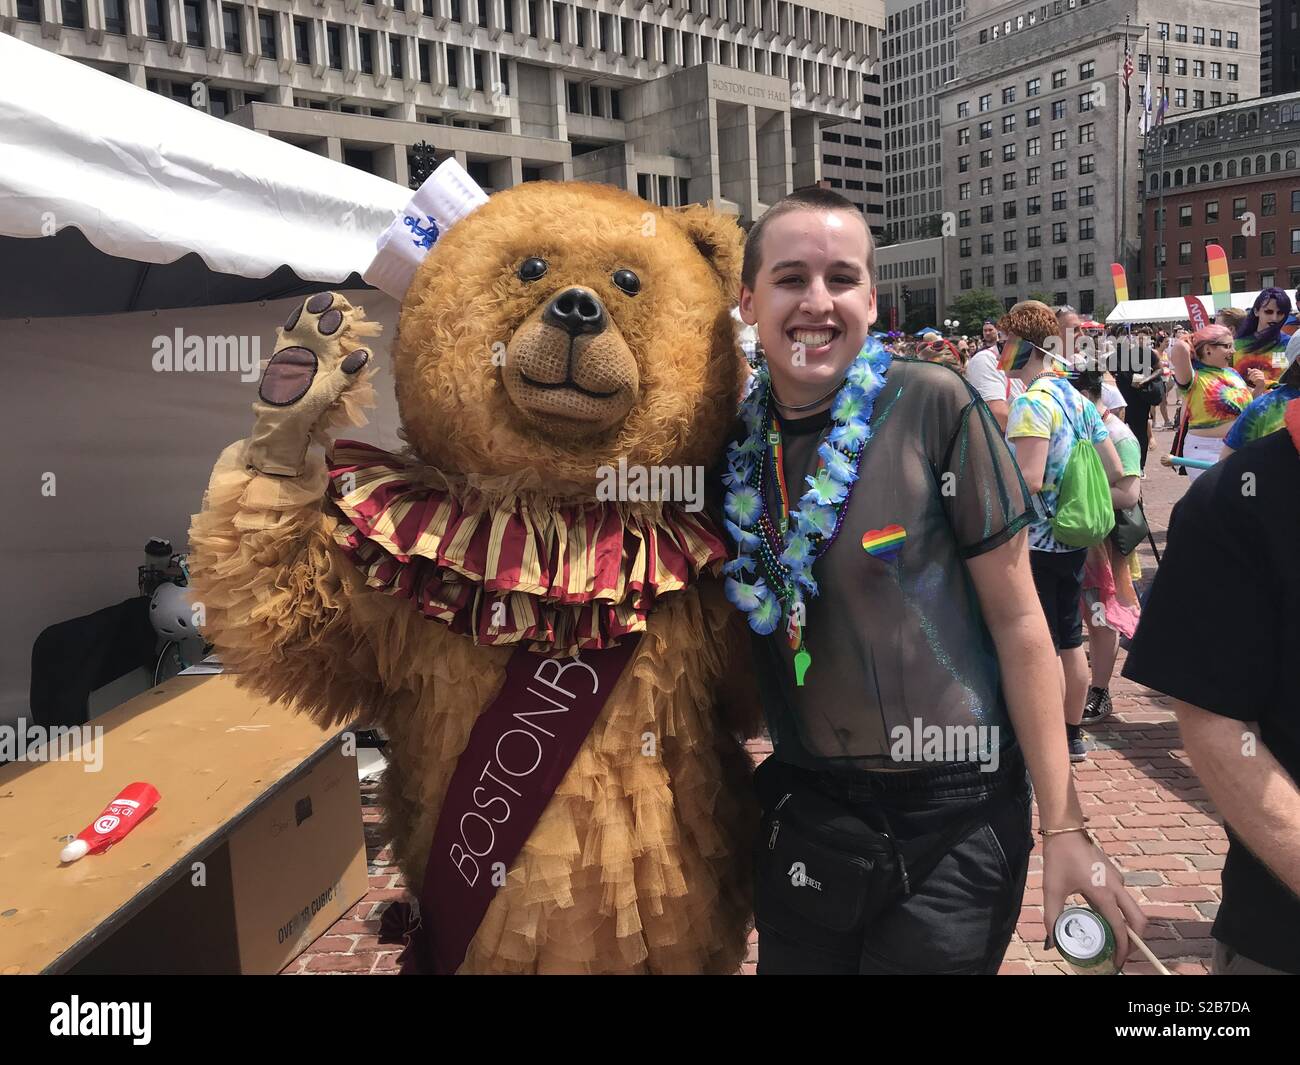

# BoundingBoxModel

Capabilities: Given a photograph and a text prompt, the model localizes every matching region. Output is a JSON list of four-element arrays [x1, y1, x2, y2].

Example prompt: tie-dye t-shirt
[[1233, 336, 1292, 386], [1181, 361, 1251, 430], [1224, 385, 1300, 450], [1006, 375, 1110, 552]]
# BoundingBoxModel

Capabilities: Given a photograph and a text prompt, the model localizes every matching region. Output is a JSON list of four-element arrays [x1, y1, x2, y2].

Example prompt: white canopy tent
[[0, 36, 413, 724], [1106, 292, 1267, 326], [0, 32, 410, 313]]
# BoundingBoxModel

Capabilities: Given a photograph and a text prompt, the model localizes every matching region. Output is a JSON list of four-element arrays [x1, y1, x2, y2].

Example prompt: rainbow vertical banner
[[1109, 263, 1129, 304], [1206, 244, 1231, 313]]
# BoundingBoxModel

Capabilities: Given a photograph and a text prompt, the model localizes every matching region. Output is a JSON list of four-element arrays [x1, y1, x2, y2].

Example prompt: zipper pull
[[768, 820, 780, 850]]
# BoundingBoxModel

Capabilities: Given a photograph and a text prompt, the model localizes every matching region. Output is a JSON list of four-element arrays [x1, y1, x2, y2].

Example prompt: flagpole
[[1119, 15, 1132, 282], [1140, 23, 1153, 298], [1157, 29, 1167, 297]]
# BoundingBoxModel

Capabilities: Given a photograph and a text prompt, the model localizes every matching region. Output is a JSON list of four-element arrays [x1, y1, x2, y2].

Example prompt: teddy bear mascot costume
[[188, 160, 760, 974]]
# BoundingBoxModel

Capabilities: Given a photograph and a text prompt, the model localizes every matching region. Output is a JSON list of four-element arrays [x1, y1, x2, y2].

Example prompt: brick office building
[[1139, 91, 1300, 297]]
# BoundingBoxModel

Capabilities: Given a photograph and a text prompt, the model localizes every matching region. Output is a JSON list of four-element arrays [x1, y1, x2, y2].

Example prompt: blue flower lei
[[722, 337, 891, 642]]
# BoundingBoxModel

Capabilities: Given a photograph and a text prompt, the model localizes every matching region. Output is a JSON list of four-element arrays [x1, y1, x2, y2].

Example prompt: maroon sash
[[388, 636, 642, 974]]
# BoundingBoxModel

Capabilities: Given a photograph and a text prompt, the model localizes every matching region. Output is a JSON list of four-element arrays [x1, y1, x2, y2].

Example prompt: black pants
[[755, 748, 1033, 974], [1124, 397, 1154, 469]]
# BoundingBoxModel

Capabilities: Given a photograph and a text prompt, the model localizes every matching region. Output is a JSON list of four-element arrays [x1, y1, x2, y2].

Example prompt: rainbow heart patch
[[862, 524, 906, 561]]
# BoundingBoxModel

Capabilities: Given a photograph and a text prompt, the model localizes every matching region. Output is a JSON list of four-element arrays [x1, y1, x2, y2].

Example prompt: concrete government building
[[939, 0, 1259, 316], [2, 0, 884, 225]]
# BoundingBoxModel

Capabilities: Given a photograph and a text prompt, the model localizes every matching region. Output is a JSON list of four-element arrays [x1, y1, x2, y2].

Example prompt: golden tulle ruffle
[[325, 440, 728, 655]]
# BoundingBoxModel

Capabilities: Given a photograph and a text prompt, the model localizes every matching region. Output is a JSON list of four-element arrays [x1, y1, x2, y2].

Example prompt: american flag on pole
[[1122, 43, 1134, 114]]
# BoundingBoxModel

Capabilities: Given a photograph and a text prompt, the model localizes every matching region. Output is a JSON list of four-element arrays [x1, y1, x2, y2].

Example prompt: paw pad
[[340, 349, 370, 374], [259, 347, 316, 406], [318, 308, 344, 335]]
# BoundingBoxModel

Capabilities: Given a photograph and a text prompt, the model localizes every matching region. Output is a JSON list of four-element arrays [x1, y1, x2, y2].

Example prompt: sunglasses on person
[[999, 337, 1069, 373]]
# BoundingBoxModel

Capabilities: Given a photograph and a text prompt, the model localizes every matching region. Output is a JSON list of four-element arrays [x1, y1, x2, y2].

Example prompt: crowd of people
[[896, 288, 1300, 483], [727, 185, 1297, 975]]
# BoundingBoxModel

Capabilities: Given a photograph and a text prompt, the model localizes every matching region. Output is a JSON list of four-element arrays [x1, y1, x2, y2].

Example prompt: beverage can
[[1053, 906, 1118, 974]]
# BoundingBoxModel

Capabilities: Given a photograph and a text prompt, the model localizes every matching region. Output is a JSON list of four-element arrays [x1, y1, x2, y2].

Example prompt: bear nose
[[544, 287, 606, 337]]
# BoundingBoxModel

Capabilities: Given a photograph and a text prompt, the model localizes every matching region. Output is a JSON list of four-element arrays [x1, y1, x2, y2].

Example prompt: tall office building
[[3, 0, 884, 224], [881, 0, 960, 242], [821, 108, 887, 238], [1261, 0, 1300, 96], [939, 0, 1259, 314]]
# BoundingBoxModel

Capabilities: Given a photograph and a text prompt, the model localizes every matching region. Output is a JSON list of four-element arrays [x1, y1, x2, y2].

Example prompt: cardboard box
[[0, 675, 369, 975], [65, 744, 368, 975], [229, 743, 368, 973]]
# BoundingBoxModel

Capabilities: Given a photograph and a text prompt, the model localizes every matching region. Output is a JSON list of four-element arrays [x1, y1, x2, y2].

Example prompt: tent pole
[[126, 261, 151, 313]]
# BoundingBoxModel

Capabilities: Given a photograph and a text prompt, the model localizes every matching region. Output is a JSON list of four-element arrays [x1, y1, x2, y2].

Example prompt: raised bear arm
[[188, 294, 388, 729]]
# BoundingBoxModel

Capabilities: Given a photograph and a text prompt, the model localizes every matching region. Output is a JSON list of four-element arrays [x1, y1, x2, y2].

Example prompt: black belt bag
[[753, 758, 1016, 958]]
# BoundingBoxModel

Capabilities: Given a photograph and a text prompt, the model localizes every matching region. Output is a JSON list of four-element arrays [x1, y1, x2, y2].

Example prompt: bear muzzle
[[502, 286, 639, 435]]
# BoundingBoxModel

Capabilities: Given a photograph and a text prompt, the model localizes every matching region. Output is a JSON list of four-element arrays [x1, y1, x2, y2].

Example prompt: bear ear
[[663, 205, 743, 297]]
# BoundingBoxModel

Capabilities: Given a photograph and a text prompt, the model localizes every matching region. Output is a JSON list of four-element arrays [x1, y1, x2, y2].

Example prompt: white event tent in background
[[1106, 293, 1268, 326], [0, 35, 411, 726], [0, 32, 409, 298]]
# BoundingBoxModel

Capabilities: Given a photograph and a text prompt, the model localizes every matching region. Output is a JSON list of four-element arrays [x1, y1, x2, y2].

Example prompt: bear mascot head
[[395, 180, 743, 489]]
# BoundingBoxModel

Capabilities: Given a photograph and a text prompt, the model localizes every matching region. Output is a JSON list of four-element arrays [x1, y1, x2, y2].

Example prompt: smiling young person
[[722, 187, 1146, 974]]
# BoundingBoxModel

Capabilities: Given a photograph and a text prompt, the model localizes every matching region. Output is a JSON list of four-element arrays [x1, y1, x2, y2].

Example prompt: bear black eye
[[612, 269, 640, 296], [518, 257, 548, 282]]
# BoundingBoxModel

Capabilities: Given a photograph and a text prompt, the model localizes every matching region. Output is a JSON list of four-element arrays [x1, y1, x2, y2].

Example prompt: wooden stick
[[1127, 928, 1173, 975]]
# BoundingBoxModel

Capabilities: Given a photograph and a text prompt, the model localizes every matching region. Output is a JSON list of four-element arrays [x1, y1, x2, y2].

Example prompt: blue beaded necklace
[[722, 337, 891, 686]]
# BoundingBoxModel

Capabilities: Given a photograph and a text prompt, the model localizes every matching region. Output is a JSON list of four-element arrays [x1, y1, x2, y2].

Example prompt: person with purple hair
[[1234, 287, 1294, 388]]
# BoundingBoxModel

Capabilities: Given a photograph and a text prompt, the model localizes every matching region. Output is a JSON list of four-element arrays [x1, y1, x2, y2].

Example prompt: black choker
[[771, 380, 843, 413]]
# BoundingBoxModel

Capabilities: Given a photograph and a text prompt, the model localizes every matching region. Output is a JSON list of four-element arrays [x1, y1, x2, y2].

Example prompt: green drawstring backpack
[[1042, 389, 1115, 548]]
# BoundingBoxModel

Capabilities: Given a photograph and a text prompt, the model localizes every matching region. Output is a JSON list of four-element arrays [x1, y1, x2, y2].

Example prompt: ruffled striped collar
[[325, 441, 726, 655]]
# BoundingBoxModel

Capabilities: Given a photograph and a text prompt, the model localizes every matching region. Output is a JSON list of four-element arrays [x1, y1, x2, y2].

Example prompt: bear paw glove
[[245, 292, 380, 477]]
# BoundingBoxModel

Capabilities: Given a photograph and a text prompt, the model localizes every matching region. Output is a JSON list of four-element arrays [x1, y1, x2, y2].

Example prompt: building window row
[[955, 61, 1094, 120], [1138, 54, 1239, 82], [25, 0, 879, 77], [1156, 23, 1239, 49], [956, 156, 1091, 202], [1146, 151, 1298, 192]]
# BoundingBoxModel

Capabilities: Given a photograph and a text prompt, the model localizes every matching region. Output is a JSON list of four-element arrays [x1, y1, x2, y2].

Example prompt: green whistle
[[794, 647, 812, 687]]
